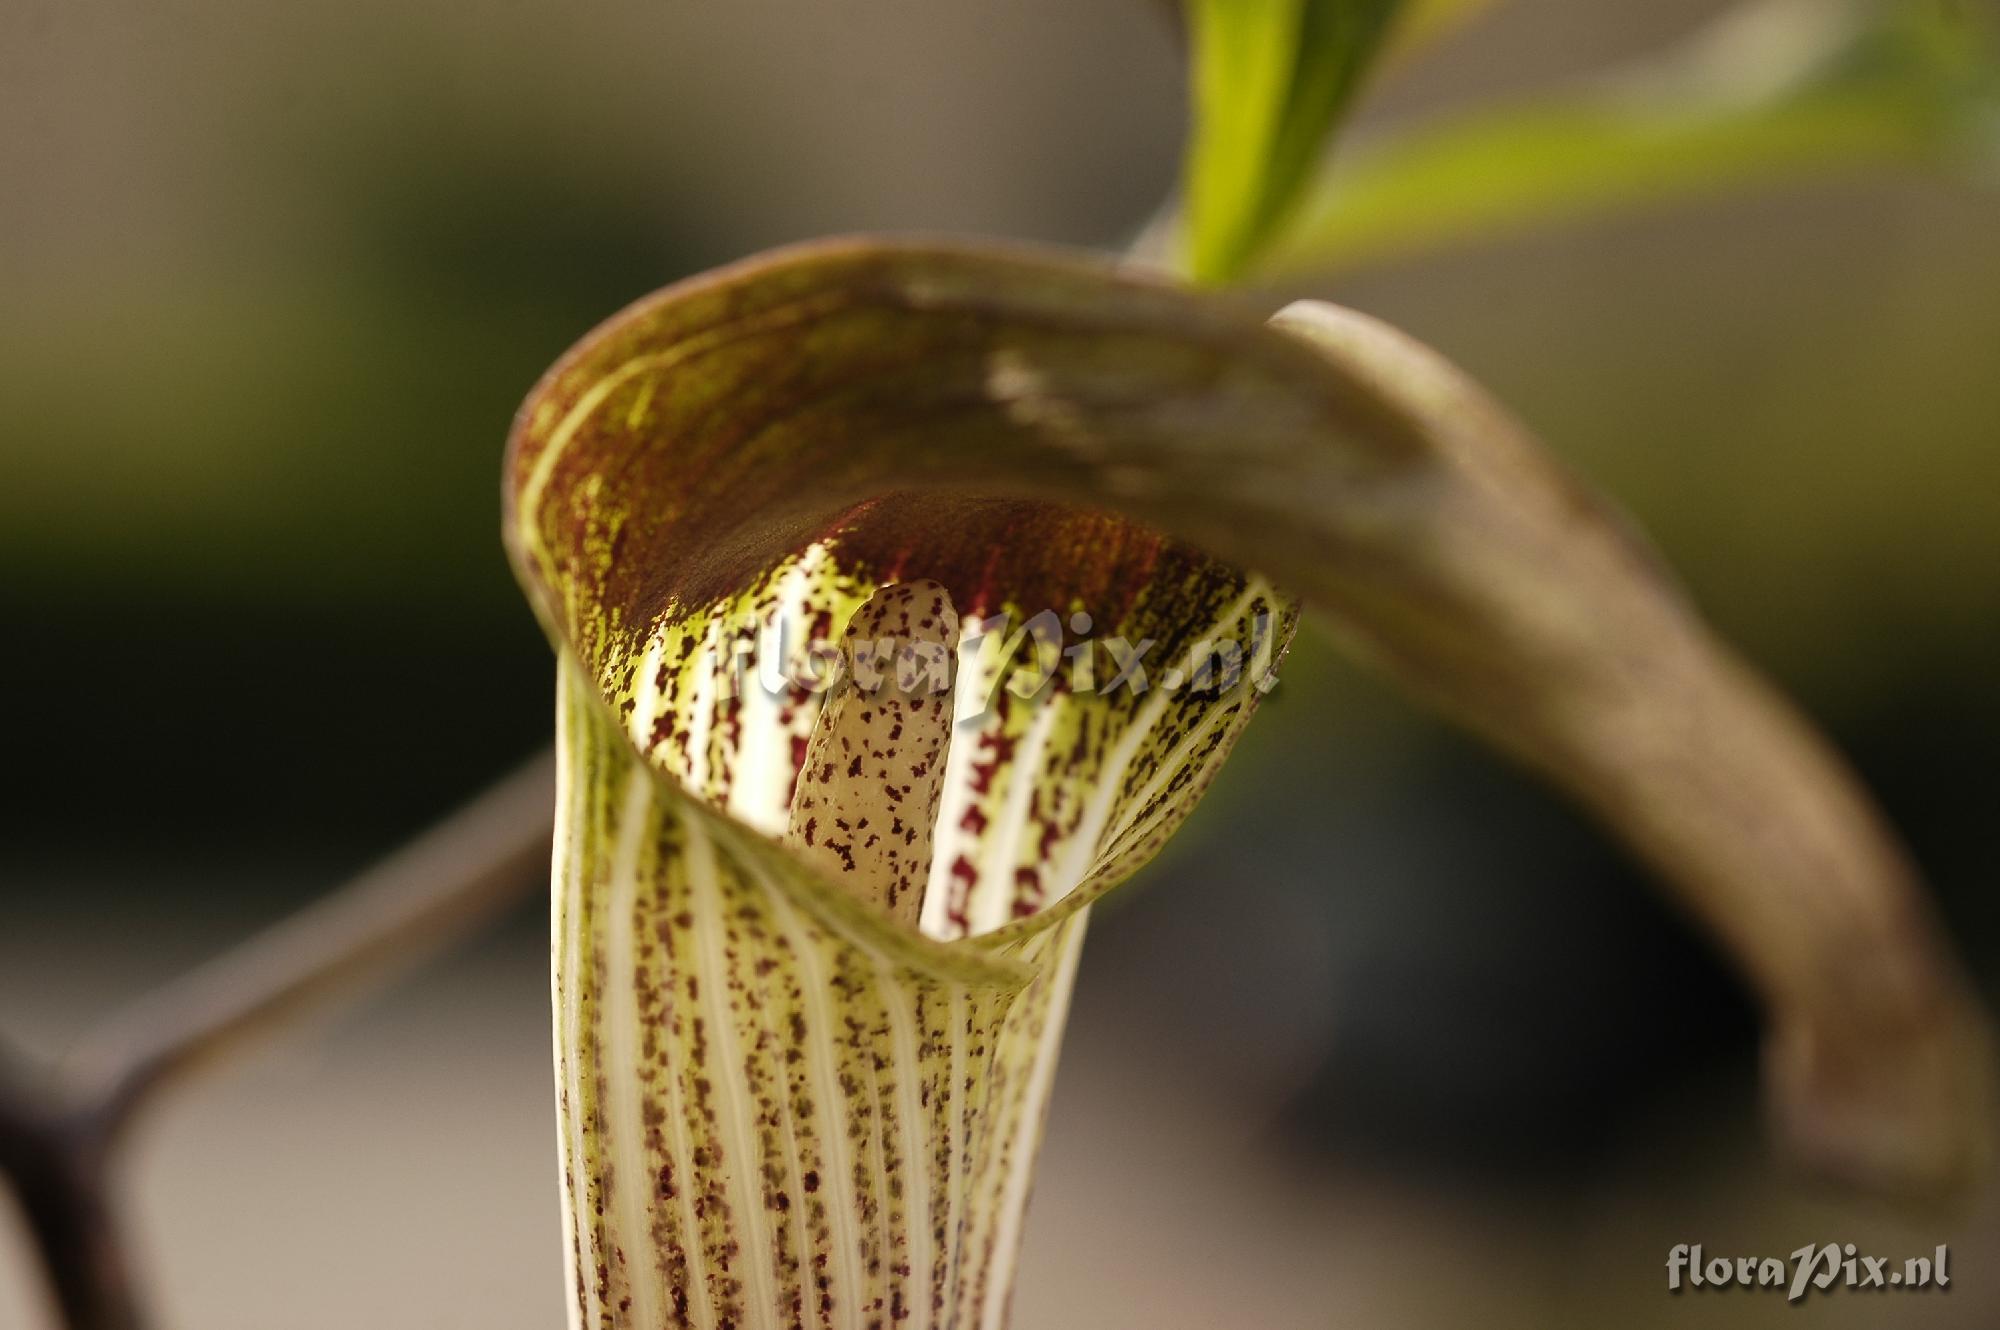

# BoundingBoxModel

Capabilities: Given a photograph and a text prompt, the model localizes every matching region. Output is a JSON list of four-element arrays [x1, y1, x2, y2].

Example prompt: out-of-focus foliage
[[1383, 0, 1504, 62], [1258, 0, 2000, 276], [1178, 0, 1402, 283]]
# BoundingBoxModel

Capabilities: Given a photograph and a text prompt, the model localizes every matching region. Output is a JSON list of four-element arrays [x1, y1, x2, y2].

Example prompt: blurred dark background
[[3, 0, 1997, 1326]]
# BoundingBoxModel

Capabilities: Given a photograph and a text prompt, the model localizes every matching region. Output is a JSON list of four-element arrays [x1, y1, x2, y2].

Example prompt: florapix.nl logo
[[1668, 1243, 1951, 1302], [710, 601, 1284, 724]]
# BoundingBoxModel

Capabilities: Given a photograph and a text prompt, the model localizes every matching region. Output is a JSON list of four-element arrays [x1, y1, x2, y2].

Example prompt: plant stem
[[65, 751, 555, 1133], [0, 1053, 142, 1330], [0, 751, 555, 1328]]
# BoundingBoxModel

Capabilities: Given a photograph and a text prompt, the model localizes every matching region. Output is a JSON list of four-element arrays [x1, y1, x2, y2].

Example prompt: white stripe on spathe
[[979, 916, 1087, 1330], [684, 814, 786, 1323], [553, 677, 589, 1330], [968, 700, 1063, 936], [760, 878, 869, 1328], [604, 767, 664, 1328], [878, 953, 933, 1330]]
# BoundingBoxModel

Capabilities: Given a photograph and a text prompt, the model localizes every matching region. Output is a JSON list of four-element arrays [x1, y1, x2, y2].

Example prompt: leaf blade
[[1180, 0, 1403, 283], [1258, 0, 2000, 277]]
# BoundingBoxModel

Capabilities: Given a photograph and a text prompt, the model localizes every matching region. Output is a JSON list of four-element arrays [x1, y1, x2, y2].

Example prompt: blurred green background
[[3, 0, 1997, 1326]]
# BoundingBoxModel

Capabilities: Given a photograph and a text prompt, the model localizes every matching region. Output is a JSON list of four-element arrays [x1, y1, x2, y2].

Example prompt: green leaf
[[507, 239, 1993, 1325], [1179, 0, 1403, 284], [1258, 0, 2000, 277]]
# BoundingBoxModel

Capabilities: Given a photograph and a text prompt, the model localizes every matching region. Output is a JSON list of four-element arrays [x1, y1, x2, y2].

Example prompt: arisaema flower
[[505, 239, 1993, 1330]]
